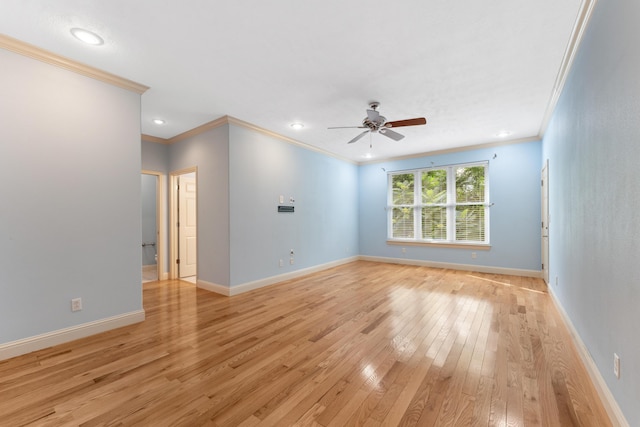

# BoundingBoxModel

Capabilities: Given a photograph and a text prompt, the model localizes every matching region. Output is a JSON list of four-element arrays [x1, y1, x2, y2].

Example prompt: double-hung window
[[388, 162, 489, 245]]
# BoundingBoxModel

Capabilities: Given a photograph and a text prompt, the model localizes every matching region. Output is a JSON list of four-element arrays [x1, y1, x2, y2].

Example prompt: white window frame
[[387, 161, 490, 247]]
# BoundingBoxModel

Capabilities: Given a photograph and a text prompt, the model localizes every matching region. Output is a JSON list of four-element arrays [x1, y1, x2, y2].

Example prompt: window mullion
[[484, 166, 490, 243], [414, 171, 421, 239], [447, 166, 455, 241], [387, 175, 391, 238]]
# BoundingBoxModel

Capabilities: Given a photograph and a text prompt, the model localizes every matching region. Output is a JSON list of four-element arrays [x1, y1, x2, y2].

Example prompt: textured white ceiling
[[0, 0, 583, 162]]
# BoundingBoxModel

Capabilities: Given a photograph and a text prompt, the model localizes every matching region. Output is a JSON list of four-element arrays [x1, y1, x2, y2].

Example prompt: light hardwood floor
[[0, 261, 612, 426]]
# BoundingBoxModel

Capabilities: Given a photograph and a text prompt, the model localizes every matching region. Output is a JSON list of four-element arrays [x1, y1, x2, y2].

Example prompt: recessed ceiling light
[[153, 119, 165, 125], [290, 122, 304, 130], [496, 130, 513, 138], [70, 28, 104, 46]]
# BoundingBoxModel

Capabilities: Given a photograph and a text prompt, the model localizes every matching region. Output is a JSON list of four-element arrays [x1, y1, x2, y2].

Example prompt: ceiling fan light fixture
[[290, 122, 304, 130], [70, 28, 104, 45]]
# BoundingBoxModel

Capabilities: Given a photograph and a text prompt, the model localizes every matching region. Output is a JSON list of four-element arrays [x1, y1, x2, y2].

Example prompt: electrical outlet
[[290, 257, 294, 265], [402, 247, 406, 254], [555, 276, 559, 286], [279, 259, 283, 267], [471, 252, 477, 259], [71, 298, 82, 312], [614, 353, 620, 379]]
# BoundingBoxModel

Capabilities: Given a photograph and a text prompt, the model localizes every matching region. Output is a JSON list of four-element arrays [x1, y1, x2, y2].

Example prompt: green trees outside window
[[391, 173, 414, 238], [389, 163, 488, 243], [455, 166, 486, 242]]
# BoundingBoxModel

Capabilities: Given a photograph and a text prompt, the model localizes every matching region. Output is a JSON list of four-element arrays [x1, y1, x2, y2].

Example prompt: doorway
[[141, 170, 165, 283], [170, 168, 197, 282], [541, 160, 549, 284]]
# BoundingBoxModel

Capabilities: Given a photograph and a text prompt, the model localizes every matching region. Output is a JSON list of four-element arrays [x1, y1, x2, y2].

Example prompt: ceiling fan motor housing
[[362, 115, 386, 131]]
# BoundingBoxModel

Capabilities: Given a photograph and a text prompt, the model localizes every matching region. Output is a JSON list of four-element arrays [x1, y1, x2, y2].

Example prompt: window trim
[[387, 161, 490, 246], [386, 239, 491, 250]]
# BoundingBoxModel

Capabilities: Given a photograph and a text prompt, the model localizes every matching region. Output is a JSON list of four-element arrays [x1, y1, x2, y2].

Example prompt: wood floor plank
[[415, 297, 482, 426], [385, 295, 476, 425], [439, 299, 488, 426], [0, 262, 613, 426], [471, 375, 495, 426]]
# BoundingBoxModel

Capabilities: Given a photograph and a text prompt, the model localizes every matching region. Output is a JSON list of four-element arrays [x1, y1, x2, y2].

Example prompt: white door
[[179, 174, 197, 278], [541, 160, 549, 284]]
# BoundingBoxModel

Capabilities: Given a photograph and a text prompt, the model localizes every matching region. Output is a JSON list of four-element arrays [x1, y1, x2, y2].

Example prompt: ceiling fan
[[328, 102, 427, 144]]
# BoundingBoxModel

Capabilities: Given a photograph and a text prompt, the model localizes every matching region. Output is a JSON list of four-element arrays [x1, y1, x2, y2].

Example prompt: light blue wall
[[169, 126, 231, 287], [359, 141, 541, 271], [141, 174, 157, 266], [141, 140, 169, 275], [0, 49, 142, 344], [542, 1, 640, 424], [228, 125, 359, 286], [141, 139, 169, 173]]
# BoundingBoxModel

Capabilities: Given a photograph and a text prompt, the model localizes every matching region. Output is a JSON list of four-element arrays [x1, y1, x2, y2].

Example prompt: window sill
[[386, 240, 491, 250]]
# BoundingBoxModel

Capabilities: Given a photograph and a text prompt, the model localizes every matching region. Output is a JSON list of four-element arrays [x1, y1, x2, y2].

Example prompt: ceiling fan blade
[[366, 109, 380, 122], [347, 130, 370, 144], [384, 117, 427, 128], [328, 126, 367, 129], [379, 128, 404, 141]]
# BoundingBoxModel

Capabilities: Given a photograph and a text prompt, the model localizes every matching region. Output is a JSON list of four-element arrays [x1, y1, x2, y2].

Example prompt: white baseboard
[[197, 256, 360, 297], [198, 256, 540, 297], [0, 310, 145, 362], [358, 255, 543, 278], [547, 287, 629, 427], [160, 271, 169, 280], [229, 256, 359, 296], [197, 279, 231, 296]]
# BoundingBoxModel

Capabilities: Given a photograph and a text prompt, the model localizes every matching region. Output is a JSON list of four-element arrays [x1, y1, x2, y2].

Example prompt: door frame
[[141, 170, 166, 281], [169, 166, 198, 280], [541, 159, 550, 284]]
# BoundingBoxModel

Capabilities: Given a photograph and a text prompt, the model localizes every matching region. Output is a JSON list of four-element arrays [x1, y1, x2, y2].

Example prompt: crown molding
[[0, 33, 149, 94], [226, 116, 356, 164], [168, 116, 229, 143], [538, 0, 598, 136], [146, 112, 534, 166], [157, 115, 356, 164], [141, 134, 171, 144], [358, 136, 540, 166], [145, 119, 538, 166], [227, 116, 302, 145]]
